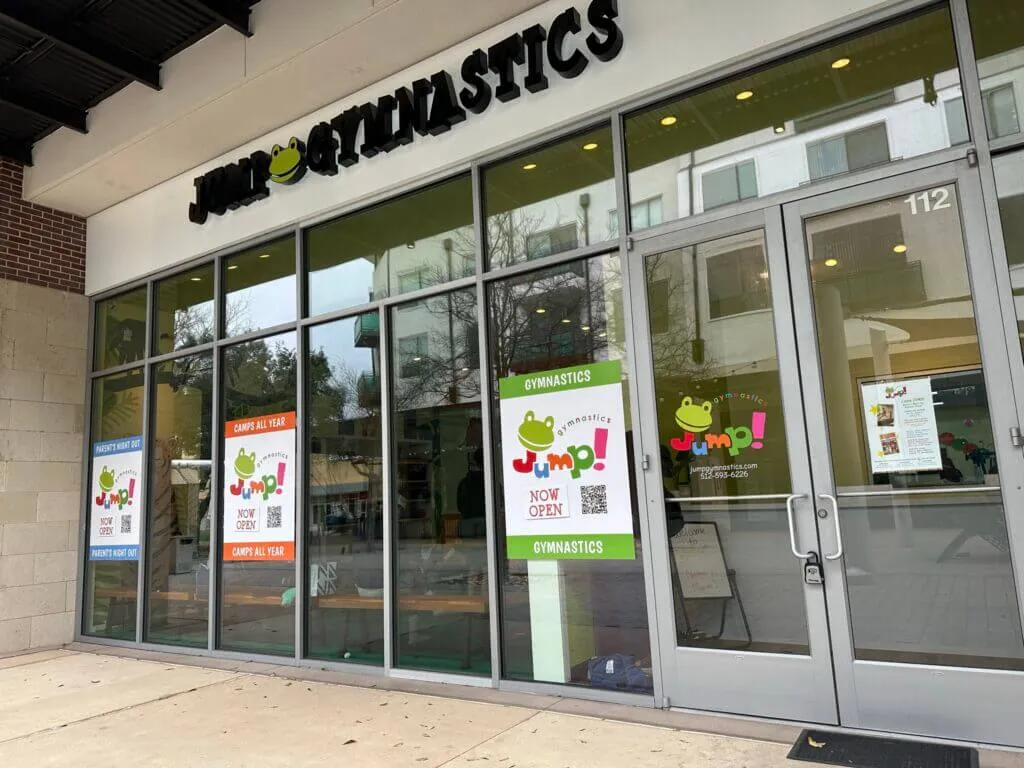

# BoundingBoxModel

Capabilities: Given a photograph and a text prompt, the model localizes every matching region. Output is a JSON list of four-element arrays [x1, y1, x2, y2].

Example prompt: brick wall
[[0, 158, 88, 653], [0, 159, 86, 294]]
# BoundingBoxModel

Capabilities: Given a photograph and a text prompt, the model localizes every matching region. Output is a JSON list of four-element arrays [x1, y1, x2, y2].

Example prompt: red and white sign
[[222, 411, 296, 562]]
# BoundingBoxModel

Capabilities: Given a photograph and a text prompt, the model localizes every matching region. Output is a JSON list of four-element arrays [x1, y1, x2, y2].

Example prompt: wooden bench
[[95, 588, 489, 667]]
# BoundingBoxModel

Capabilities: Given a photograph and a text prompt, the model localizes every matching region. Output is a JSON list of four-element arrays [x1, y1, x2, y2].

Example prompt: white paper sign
[[499, 361, 635, 560], [89, 435, 144, 561], [861, 377, 942, 474], [222, 411, 296, 562]]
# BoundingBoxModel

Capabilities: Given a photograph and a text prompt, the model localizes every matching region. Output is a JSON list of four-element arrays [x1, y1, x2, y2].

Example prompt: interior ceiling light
[[825, 258, 839, 267], [406, 242, 416, 249], [258, 253, 271, 259], [660, 116, 678, 126], [735, 90, 754, 101], [535, 307, 547, 314], [893, 244, 908, 254], [522, 162, 538, 171], [581, 325, 591, 331], [582, 142, 599, 151], [774, 125, 786, 134], [561, 317, 572, 324], [831, 57, 851, 70], [190, 276, 202, 282], [598, 331, 608, 338], [227, 264, 239, 270]]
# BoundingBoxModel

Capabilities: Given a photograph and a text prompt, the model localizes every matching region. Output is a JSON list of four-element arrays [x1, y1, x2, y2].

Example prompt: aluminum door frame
[[627, 207, 839, 723], [784, 159, 1024, 747]]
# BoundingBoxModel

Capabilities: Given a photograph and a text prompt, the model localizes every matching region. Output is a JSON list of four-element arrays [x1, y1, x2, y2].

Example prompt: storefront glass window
[[219, 332, 297, 655], [154, 265, 215, 355], [306, 176, 475, 317], [84, 369, 145, 639], [484, 127, 615, 269], [624, 8, 962, 227], [488, 253, 652, 690], [968, 0, 1024, 144], [146, 353, 212, 647], [390, 289, 489, 674], [224, 237, 295, 337], [94, 287, 147, 370], [306, 314, 384, 664]]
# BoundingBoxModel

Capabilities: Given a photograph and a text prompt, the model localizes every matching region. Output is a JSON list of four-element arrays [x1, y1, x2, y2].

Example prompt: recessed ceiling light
[[582, 142, 599, 151], [461, 367, 470, 372], [736, 90, 754, 101], [190, 276, 202, 282], [561, 318, 572, 324], [581, 325, 591, 331], [825, 258, 839, 267], [412, 356, 423, 362], [258, 253, 271, 259], [893, 244, 908, 254], [535, 307, 546, 314], [406, 242, 416, 249], [522, 163, 538, 171], [660, 116, 677, 127], [759, 270, 770, 280], [831, 57, 851, 70], [598, 331, 608, 338], [227, 264, 239, 270], [774, 125, 786, 134]]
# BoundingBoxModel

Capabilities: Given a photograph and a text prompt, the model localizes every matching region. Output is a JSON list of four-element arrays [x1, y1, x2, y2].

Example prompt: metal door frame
[[784, 159, 1024, 746], [626, 208, 839, 723]]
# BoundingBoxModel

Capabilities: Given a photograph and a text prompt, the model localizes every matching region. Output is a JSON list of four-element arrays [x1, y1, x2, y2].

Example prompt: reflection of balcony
[[357, 373, 380, 408], [819, 261, 926, 314], [354, 314, 380, 347]]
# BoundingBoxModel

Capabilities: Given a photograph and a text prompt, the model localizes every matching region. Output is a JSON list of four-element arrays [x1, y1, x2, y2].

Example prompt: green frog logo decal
[[98, 465, 116, 492], [234, 448, 257, 480], [269, 137, 307, 185], [517, 411, 556, 452], [674, 396, 713, 433]]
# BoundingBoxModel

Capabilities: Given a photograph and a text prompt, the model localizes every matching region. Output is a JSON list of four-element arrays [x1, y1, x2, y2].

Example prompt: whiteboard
[[671, 522, 732, 600]]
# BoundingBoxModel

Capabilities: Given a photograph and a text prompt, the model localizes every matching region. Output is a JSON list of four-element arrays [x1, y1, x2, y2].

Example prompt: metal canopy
[[0, 0, 258, 166]]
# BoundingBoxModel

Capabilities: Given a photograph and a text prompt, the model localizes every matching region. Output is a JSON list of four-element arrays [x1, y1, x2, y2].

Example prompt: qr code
[[120, 515, 132, 534], [580, 484, 608, 515], [266, 506, 282, 529]]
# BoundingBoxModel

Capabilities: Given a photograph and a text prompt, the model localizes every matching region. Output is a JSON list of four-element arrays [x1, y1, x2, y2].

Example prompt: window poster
[[860, 377, 942, 473], [499, 361, 635, 560], [222, 411, 296, 562], [89, 435, 144, 561]]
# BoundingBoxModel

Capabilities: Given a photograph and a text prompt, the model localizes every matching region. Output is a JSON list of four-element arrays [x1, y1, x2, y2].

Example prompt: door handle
[[785, 493, 812, 560], [819, 493, 843, 561]]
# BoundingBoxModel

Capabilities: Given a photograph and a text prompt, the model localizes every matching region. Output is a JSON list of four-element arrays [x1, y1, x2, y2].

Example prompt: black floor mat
[[788, 729, 979, 768]]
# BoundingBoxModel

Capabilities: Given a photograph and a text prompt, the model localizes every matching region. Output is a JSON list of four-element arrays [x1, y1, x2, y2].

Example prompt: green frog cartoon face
[[517, 411, 556, 452], [98, 466, 115, 492], [268, 137, 307, 185], [675, 396, 713, 433], [234, 448, 257, 479]]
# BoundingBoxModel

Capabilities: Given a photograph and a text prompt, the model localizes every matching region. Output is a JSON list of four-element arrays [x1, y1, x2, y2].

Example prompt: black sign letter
[[586, 0, 623, 62], [307, 122, 339, 176], [522, 24, 549, 93], [428, 71, 467, 135], [460, 49, 492, 114], [548, 8, 588, 79], [488, 34, 525, 103]]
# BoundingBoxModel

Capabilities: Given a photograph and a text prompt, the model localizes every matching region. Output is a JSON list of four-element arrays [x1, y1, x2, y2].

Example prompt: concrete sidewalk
[[0, 648, 1017, 768]]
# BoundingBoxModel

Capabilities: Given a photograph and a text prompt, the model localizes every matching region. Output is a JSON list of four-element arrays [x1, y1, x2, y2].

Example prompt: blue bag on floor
[[588, 654, 648, 690]]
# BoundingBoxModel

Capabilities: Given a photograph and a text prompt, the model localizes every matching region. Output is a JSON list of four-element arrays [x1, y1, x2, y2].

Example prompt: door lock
[[803, 552, 824, 585]]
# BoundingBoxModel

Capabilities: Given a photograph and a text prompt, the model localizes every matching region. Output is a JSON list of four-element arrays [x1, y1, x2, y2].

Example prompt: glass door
[[633, 160, 1024, 745], [785, 161, 1024, 746], [630, 209, 839, 723]]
